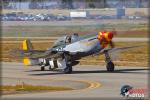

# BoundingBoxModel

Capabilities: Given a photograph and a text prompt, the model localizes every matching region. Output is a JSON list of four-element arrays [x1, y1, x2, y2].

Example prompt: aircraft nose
[[107, 32, 113, 41], [97, 31, 114, 48], [98, 31, 113, 42]]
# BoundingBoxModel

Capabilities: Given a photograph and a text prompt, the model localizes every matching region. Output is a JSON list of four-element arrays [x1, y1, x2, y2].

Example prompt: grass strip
[[1, 84, 73, 95]]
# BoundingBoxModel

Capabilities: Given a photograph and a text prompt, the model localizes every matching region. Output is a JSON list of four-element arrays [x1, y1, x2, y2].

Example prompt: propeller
[[96, 26, 135, 61]]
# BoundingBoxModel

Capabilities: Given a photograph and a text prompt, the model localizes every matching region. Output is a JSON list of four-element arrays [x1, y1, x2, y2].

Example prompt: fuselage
[[56, 35, 104, 60]]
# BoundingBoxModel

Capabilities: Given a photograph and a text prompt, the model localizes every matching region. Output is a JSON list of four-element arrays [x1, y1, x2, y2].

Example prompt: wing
[[95, 45, 144, 55], [107, 45, 144, 54]]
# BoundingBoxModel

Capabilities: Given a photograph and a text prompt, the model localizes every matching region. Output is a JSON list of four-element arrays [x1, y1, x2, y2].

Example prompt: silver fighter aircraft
[[11, 32, 141, 74]]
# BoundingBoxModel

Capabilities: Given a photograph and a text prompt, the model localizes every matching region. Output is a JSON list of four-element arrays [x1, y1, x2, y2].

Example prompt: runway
[[1, 62, 149, 99]]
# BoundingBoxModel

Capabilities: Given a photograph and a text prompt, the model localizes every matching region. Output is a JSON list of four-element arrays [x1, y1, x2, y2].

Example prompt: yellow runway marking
[[51, 78, 102, 92], [2, 77, 102, 96]]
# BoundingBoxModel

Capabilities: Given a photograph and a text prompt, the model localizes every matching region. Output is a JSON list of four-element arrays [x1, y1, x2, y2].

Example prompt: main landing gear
[[63, 54, 72, 74], [104, 51, 115, 72], [63, 64, 72, 74]]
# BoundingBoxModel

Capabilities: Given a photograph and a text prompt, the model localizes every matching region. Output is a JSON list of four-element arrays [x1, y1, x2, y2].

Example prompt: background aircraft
[[11, 32, 141, 74]]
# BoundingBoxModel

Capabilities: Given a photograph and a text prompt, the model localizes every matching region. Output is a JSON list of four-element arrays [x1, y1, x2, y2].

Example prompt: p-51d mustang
[[11, 32, 140, 74]]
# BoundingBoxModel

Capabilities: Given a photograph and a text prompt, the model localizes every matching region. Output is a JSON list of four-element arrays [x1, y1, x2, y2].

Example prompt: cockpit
[[52, 33, 79, 48], [65, 33, 79, 44]]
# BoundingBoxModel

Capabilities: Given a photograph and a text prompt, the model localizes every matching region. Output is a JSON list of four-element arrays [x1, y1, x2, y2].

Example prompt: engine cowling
[[49, 59, 67, 69]]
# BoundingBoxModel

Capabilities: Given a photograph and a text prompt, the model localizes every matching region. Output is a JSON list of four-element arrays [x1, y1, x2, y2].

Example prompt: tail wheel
[[41, 66, 45, 71], [49, 65, 52, 71], [49, 66, 51, 71], [106, 61, 114, 72], [63, 65, 72, 74]]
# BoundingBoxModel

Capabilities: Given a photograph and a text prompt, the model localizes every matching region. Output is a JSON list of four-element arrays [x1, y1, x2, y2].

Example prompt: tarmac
[[1, 62, 149, 99]]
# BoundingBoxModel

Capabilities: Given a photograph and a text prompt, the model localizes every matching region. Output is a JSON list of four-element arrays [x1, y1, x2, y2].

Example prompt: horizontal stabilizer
[[23, 58, 39, 66]]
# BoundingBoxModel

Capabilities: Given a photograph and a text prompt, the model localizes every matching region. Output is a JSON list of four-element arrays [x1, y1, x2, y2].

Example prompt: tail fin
[[23, 39, 33, 50]]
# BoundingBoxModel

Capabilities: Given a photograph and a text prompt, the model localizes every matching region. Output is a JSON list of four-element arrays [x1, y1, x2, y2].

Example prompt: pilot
[[98, 30, 116, 48], [65, 33, 79, 44], [73, 33, 79, 37], [65, 35, 72, 44]]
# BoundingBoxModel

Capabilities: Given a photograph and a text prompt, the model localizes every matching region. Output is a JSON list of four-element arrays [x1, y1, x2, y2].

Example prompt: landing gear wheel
[[63, 65, 72, 74], [106, 61, 114, 72], [41, 66, 45, 71]]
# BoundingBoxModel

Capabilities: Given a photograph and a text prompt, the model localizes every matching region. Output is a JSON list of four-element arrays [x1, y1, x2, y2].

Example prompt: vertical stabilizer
[[23, 39, 33, 50]]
